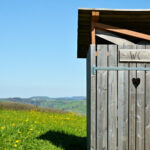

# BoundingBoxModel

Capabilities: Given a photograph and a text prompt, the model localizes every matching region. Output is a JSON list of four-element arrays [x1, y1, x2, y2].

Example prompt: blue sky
[[0, 0, 150, 98]]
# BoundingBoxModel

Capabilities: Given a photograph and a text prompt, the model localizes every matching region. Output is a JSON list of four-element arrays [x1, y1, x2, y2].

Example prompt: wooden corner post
[[91, 11, 100, 44], [87, 45, 96, 150]]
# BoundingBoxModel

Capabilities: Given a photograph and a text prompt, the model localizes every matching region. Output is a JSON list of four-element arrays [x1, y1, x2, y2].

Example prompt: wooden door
[[87, 44, 150, 150]]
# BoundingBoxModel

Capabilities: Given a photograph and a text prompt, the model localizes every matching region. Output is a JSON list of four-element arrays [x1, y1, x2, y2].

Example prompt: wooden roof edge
[[77, 8, 150, 58], [78, 8, 150, 12]]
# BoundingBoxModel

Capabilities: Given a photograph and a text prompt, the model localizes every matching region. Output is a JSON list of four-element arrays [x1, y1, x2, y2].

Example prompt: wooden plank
[[96, 30, 135, 45], [145, 44, 150, 150], [88, 45, 96, 150], [91, 11, 100, 21], [128, 45, 136, 150], [86, 47, 91, 150], [86, 45, 96, 150], [136, 44, 145, 150], [97, 45, 108, 150], [100, 14, 150, 20], [108, 45, 117, 150], [91, 27, 96, 44], [120, 49, 150, 62], [93, 22, 150, 41], [91, 11, 100, 44], [118, 45, 129, 150]]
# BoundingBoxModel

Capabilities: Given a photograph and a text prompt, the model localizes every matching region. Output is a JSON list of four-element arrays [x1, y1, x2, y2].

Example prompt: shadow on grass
[[37, 130, 86, 150]]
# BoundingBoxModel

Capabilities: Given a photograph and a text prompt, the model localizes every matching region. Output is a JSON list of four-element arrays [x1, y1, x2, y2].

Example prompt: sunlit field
[[0, 109, 86, 150]]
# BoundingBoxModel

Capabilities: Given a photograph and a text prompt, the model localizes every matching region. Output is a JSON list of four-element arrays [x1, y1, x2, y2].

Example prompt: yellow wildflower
[[1, 126, 6, 130], [16, 140, 20, 143], [18, 131, 22, 134], [13, 144, 17, 148], [12, 123, 15, 126], [25, 119, 29, 122]]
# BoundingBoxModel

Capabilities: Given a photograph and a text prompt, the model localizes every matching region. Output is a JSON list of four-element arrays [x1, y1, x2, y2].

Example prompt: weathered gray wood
[[120, 49, 150, 62], [145, 44, 150, 150], [118, 45, 129, 150], [97, 45, 107, 150], [136, 44, 145, 150], [96, 30, 135, 45], [108, 45, 117, 150], [86, 47, 91, 150], [87, 43, 150, 150], [87, 45, 96, 150], [128, 45, 136, 150]]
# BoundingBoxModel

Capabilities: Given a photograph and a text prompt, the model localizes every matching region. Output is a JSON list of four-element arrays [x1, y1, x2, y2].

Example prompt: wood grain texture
[[128, 45, 136, 150], [91, 11, 100, 44], [136, 44, 145, 150], [87, 43, 150, 150], [86, 47, 91, 150], [91, 27, 96, 44], [97, 45, 108, 150], [118, 45, 129, 150], [87, 45, 97, 150], [120, 49, 150, 62], [145, 44, 150, 150], [108, 45, 117, 150]]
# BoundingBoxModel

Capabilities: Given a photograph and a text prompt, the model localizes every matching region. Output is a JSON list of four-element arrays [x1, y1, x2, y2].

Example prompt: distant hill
[[0, 101, 66, 114], [0, 96, 86, 115], [56, 96, 86, 100], [30, 96, 55, 101]]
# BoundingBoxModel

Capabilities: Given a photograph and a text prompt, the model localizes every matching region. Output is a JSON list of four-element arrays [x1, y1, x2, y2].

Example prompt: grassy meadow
[[0, 106, 86, 150]]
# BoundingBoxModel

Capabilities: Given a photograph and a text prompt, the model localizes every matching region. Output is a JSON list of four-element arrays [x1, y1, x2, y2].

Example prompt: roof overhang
[[77, 8, 150, 58]]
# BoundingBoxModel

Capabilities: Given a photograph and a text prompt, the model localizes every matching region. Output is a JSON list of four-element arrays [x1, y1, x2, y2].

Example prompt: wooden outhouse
[[77, 8, 150, 150]]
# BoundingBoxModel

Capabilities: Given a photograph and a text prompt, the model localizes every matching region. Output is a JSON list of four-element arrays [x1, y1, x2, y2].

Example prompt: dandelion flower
[[12, 123, 15, 126], [16, 140, 20, 143], [1, 126, 6, 130], [18, 131, 22, 134]]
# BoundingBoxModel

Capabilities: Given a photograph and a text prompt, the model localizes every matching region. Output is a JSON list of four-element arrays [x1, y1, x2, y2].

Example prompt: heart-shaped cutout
[[132, 78, 140, 88]]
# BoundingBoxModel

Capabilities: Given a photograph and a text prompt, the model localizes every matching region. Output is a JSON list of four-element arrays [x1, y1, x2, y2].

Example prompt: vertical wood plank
[[108, 45, 117, 150], [145, 44, 150, 150], [90, 45, 97, 150], [136, 44, 145, 150], [129, 45, 136, 150], [87, 45, 96, 150], [86, 46, 91, 150], [118, 45, 129, 150], [97, 45, 108, 150]]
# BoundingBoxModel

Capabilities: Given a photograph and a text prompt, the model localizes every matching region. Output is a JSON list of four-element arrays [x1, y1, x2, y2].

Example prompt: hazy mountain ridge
[[0, 96, 86, 115], [0, 96, 86, 102]]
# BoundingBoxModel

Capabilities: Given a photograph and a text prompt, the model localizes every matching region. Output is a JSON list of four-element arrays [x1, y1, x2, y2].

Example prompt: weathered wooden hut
[[77, 8, 150, 150]]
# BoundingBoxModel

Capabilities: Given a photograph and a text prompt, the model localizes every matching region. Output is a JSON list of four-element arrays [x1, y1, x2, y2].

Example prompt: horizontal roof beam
[[93, 22, 150, 41]]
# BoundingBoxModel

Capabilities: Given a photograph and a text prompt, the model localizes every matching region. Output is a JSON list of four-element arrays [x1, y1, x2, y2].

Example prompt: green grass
[[0, 109, 86, 150]]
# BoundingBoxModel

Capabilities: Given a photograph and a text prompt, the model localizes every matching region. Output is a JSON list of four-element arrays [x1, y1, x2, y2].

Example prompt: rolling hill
[[0, 96, 86, 115]]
